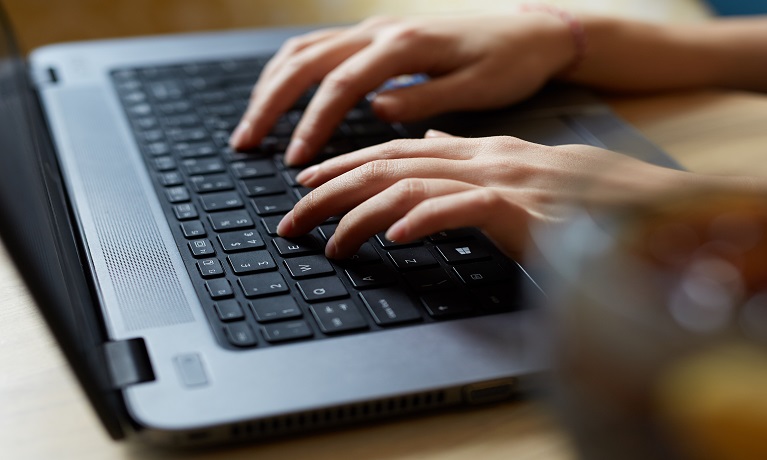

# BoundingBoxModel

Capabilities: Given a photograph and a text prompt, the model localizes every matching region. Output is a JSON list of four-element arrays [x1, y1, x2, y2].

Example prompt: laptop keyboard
[[111, 57, 527, 350]]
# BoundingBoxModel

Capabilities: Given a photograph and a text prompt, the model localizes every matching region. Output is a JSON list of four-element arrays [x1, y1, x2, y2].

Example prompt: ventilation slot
[[226, 389, 451, 442]]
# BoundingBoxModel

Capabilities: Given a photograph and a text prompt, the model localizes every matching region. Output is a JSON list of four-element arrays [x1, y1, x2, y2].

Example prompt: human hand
[[276, 131, 695, 260], [230, 13, 578, 165]]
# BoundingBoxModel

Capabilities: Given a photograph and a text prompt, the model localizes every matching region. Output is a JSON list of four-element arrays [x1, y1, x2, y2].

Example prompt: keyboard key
[[158, 171, 184, 186], [199, 191, 243, 212], [217, 230, 265, 253], [345, 265, 397, 289], [375, 232, 422, 249], [240, 177, 285, 197], [436, 241, 491, 264], [175, 142, 217, 158], [153, 156, 176, 171], [335, 242, 381, 265], [224, 322, 257, 347], [359, 289, 422, 326], [208, 210, 254, 232], [472, 285, 521, 312], [420, 291, 475, 318], [190, 174, 234, 193], [260, 215, 284, 236], [261, 321, 313, 343], [388, 247, 439, 271], [165, 185, 190, 203], [403, 268, 454, 293], [284, 255, 335, 279], [272, 235, 323, 258], [214, 299, 245, 321], [297, 277, 349, 302], [181, 220, 206, 238], [181, 157, 226, 175], [428, 228, 475, 243], [205, 278, 233, 299], [173, 203, 198, 220], [310, 302, 368, 334], [231, 159, 276, 179], [227, 250, 276, 275], [189, 238, 215, 258], [250, 296, 302, 323], [251, 195, 295, 216], [238, 272, 289, 298], [197, 258, 224, 278], [453, 262, 510, 287], [318, 223, 337, 241]]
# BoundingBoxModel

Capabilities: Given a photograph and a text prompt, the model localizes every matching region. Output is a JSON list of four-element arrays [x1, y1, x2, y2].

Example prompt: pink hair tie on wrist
[[518, 3, 588, 76]]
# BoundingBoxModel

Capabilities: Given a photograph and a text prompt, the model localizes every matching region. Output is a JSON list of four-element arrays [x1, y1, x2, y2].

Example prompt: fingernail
[[424, 129, 451, 138], [285, 138, 309, 166], [295, 165, 319, 185], [325, 235, 337, 259], [276, 210, 294, 236], [371, 94, 401, 121], [386, 218, 408, 242], [229, 120, 251, 147]]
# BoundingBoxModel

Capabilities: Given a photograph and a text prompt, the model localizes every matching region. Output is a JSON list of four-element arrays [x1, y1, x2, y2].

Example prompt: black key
[[240, 177, 285, 197], [251, 195, 294, 216], [158, 171, 184, 186], [375, 232, 422, 249], [359, 289, 422, 326], [189, 238, 216, 258], [421, 291, 475, 318], [181, 220, 206, 239], [272, 235, 324, 257], [208, 210, 254, 232], [238, 272, 289, 298], [168, 127, 208, 143], [261, 321, 313, 343], [205, 278, 232, 299], [181, 157, 226, 175], [345, 265, 397, 289], [214, 299, 244, 321], [472, 285, 521, 312], [173, 203, 198, 220], [428, 228, 475, 243], [175, 142, 217, 158], [297, 277, 349, 302], [165, 186, 190, 203], [292, 187, 312, 200], [403, 268, 454, 293], [250, 296, 302, 323], [227, 250, 276, 275], [335, 242, 381, 265], [217, 230, 265, 253], [318, 223, 337, 241], [284, 255, 335, 279], [453, 262, 510, 286], [231, 159, 276, 179], [436, 241, 491, 264], [260, 215, 284, 236], [199, 191, 244, 212], [197, 258, 224, 278], [224, 322, 257, 347], [190, 174, 234, 193], [310, 302, 368, 334], [145, 141, 170, 156], [388, 247, 439, 271], [163, 113, 200, 127], [281, 168, 302, 186], [153, 156, 176, 171]]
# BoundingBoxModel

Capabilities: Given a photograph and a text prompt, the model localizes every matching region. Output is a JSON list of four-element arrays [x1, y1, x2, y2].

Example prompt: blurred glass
[[531, 191, 767, 460]]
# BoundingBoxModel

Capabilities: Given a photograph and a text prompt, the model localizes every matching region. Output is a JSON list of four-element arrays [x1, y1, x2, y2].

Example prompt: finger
[[285, 36, 443, 165], [296, 136, 471, 187], [371, 67, 485, 122], [385, 188, 528, 259], [257, 28, 345, 86], [326, 178, 475, 259], [424, 129, 457, 139], [230, 31, 372, 150], [278, 157, 468, 237]]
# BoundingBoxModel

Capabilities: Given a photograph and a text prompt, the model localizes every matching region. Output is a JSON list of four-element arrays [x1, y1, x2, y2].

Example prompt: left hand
[[277, 131, 696, 260]]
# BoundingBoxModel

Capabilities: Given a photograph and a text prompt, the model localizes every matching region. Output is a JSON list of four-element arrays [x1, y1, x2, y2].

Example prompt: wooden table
[[3, 85, 767, 459]]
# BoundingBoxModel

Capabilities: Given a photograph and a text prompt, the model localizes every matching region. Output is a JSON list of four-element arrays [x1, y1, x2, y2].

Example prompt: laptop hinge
[[103, 338, 156, 389]]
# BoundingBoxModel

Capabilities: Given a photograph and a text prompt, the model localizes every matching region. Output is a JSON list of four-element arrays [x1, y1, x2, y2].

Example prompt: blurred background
[[5, 0, 714, 53]]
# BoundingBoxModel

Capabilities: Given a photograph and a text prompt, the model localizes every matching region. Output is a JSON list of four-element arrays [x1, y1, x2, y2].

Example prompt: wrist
[[517, 3, 587, 77]]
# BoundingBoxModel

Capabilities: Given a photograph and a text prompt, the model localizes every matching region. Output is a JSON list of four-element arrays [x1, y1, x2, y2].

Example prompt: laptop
[[0, 3, 680, 446]]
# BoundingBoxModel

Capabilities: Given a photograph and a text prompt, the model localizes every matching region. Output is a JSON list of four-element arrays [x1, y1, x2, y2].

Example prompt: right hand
[[229, 12, 578, 165]]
